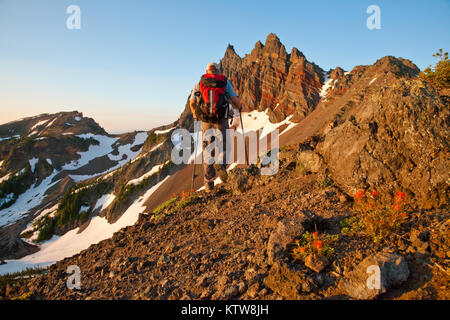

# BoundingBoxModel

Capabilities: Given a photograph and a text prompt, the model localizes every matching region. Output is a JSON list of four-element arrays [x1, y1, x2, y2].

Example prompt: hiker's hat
[[207, 62, 218, 70]]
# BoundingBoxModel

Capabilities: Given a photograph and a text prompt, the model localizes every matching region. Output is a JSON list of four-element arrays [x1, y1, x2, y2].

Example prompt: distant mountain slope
[[0, 111, 152, 258]]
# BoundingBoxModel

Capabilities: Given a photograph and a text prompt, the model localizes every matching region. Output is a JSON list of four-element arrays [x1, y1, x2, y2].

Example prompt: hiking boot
[[214, 164, 228, 183]]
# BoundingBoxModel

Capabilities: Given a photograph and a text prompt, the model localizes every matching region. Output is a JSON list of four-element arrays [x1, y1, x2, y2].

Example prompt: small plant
[[342, 190, 409, 242], [321, 177, 334, 188], [340, 216, 361, 236], [36, 217, 56, 242], [291, 231, 338, 262], [295, 159, 307, 176]]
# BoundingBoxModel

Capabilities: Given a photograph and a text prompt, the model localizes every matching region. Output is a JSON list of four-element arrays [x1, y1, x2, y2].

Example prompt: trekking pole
[[239, 109, 249, 165]]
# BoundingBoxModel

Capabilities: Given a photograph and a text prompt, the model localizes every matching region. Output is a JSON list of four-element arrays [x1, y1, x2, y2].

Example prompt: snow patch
[[79, 205, 90, 214], [241, 110, 294, 139], [29, 158, 39, 172], [150, 142, 164, 152], [68, 131, 148, 183], [45, 118, 57, 128], [30, 119, 49, 131], [32, 204, 59, 222], [369, 77, 377, 85], [15, 168, 26, 176], [0, 135, 20, 142], [108, 132, 148, 167], [127, 162, 168, 186], [155, 127, 175, 135], [74, 116, 82, 121], [94, 193, 116, 212], [320, 73, 335, 97], [62, 134, 118, 170], [68, 173, 101, 183]]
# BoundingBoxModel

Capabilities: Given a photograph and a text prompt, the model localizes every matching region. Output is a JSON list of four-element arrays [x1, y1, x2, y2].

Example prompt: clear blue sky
[[1, 0, 449, 133]]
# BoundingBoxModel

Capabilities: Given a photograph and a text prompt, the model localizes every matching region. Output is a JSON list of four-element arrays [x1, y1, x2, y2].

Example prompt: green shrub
[[36, 217, 56, 242], [420, 49, 450, 89], [153, 197, 177, 215], [342, 190, 410, 243], [79, 210, 90, 222]]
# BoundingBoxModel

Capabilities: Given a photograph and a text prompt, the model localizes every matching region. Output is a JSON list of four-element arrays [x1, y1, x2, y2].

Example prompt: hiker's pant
[[202, 118, 229, 191]]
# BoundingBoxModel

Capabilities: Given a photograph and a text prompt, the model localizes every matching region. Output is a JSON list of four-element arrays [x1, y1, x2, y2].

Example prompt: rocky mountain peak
[[224, 44, 239, 59], [263, 33, 287, 59], [373, 56, 420, 77], [329, 67, 346, 80], [289, 47, 305, 63], [247, 40, 264, 61]]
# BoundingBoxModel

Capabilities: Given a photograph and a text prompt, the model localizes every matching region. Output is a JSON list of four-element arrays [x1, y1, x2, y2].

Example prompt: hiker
[[189, 62, 244, 192]]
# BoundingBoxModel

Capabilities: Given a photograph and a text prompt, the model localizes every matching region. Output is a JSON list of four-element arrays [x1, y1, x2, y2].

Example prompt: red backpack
[[194, 73, 229, 123]]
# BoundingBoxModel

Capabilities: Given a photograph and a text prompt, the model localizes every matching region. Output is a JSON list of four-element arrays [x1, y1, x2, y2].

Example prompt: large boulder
[[296, 150, 323, 173], [267, 216, 305, 265]]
